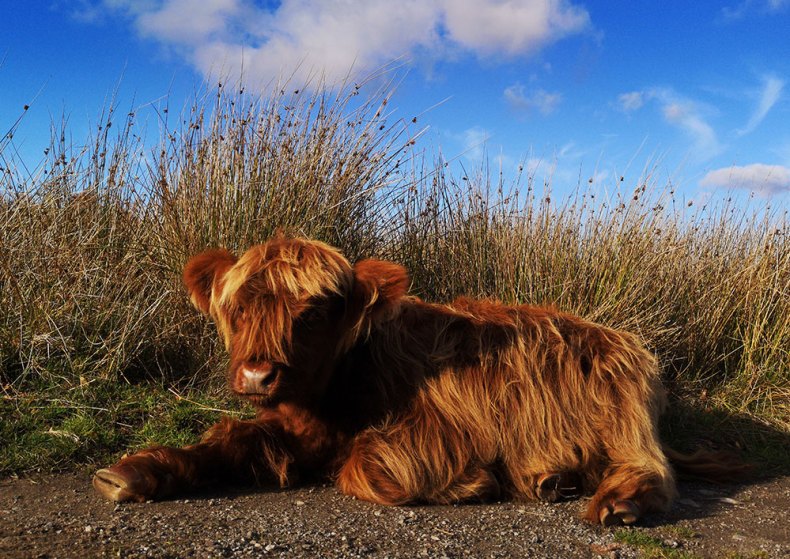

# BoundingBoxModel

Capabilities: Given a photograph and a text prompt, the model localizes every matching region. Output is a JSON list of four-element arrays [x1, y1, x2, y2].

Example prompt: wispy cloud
[[624, 88, 722, 159], [614, 88, 722, 160], [445, 125, 517, 170], [63, 0, 108, 23], [617, 91, 644, 112], [700, 163, 790, 196], [79, 0, 591, 88], [661, 101, 721, 158], [721, 0, 789, 20], [737, 74, 784, 136], [504, 84, 562, 115]]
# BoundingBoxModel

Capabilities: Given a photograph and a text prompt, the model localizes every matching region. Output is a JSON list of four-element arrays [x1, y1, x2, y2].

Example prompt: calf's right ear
[[183, 249, 237, 315]]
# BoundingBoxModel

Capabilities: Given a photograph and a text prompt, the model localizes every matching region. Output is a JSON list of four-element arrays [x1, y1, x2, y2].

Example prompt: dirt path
[[0, 472, 787, 558]]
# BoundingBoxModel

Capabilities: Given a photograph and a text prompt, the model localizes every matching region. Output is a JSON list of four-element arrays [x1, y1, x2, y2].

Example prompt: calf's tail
[[663, 445, 751, 482]]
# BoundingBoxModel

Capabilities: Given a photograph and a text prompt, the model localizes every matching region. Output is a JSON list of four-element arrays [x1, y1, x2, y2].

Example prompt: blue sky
[[3, 1, 790, 202]]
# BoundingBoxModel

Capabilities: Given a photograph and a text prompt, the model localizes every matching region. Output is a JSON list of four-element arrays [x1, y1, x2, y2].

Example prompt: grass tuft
[[0, 379, 237, 475], [614, 528, 701, 559]]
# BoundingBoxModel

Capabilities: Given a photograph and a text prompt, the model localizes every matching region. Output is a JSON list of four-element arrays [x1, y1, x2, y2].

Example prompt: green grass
[[0, 378, 245, 475], [0, 76, 787, 474], [614, 528, 701, 559]]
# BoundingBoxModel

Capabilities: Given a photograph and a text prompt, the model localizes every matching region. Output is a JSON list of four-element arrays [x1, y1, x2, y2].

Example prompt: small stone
[[295, 500, 306, 506], [84, 525, 92, 532], [264, 544, 276, 552]]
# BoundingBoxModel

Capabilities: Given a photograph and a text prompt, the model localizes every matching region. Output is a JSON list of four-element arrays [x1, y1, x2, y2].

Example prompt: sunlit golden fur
[[94, 234, 747, 525], [207, 238, 352, 364]]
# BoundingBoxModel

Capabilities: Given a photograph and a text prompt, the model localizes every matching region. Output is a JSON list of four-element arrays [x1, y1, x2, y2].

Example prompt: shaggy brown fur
[[93, 235, 746, 525]]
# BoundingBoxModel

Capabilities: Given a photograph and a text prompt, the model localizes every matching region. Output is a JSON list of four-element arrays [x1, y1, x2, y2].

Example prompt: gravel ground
[[0, 472, 787, 558]]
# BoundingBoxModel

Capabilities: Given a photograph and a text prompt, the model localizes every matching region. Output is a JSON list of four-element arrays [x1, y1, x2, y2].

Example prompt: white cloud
[[441, 0, 590, 56], [135, 0, 240, 44], [617, 91, 644, 112], [700, 163, 790, 196], [737, 74, 784, 136], [504, 84, 562, 114], [83, 0, 591, 88]]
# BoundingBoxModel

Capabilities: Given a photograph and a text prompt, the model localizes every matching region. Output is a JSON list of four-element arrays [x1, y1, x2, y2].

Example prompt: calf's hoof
[[599, 499, 640, 526], [93, 468, 147, 502], [93, 460, 169, 503]]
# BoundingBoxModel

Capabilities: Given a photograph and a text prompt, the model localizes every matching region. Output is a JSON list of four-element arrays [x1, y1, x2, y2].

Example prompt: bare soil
[[0, 472, 787, 558]]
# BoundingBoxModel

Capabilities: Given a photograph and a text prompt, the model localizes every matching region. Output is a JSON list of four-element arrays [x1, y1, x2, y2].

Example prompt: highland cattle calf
[[94, 235, 743, 525]]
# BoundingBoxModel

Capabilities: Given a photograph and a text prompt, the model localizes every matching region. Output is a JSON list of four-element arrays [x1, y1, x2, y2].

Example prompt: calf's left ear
[[350, 259, 409, 322], [183, 249, 237, 315]]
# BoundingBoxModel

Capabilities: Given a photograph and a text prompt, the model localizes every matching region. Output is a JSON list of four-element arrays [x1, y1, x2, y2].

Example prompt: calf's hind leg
[[584, 449, 675, 526], [337, 427, 500, 505], [93, 418, 293, 502], [581, 343, 675, 525]]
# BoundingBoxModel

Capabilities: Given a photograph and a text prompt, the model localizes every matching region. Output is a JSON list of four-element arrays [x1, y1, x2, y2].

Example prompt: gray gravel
[[1, 472, 787, 558]]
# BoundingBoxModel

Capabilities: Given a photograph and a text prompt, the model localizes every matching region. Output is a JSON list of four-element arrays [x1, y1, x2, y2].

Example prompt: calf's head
[[183, 236, 408, 406]]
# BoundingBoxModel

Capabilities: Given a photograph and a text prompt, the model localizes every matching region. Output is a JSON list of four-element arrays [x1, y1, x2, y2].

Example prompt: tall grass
[[1, 79, 787, 441], [1, 79, 416, 388], [393, 163, 788, 423]]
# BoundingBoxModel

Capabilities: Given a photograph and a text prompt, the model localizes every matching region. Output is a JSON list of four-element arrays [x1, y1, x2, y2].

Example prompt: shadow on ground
[[661, 396, 790, 479]]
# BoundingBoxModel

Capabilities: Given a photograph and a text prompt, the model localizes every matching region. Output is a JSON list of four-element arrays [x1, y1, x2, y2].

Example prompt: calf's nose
[[241, 363, 275, 393]]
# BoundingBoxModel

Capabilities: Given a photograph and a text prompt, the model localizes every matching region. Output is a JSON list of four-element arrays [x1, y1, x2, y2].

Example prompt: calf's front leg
[[93, 417, 293, 502]]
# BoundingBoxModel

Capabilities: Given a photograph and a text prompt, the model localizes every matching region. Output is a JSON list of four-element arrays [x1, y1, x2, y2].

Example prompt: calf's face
[[183, 237, 408, 406]]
